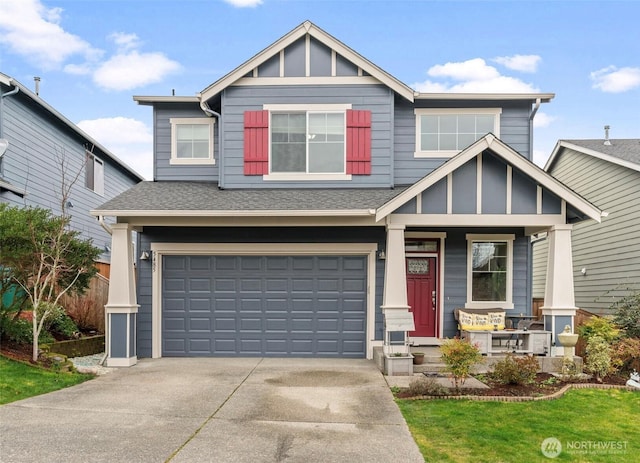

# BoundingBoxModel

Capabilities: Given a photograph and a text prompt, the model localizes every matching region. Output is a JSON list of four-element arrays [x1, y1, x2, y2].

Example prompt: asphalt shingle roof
[[95, 181, 406, 213], [563, 139, 640, 166]]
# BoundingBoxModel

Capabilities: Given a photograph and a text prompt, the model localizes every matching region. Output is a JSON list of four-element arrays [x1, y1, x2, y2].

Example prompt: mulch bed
[[395, 372, 631, 400]]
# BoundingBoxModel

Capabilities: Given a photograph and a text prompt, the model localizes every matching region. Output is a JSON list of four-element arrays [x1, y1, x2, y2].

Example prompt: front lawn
[[397, 388, 639, 462], [0, 356, 93, 405]]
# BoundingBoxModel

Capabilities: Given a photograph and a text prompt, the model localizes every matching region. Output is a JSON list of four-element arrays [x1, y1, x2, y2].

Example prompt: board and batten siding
[[219, 84, 394, 189], [544, 147, 640, 314], [154, 103, 219, 182], [393, 99, 533, 185], [0, 93, 140, 255]]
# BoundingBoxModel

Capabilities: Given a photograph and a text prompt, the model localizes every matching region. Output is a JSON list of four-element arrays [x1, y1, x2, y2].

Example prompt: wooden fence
[[61, 273, 108, 333]]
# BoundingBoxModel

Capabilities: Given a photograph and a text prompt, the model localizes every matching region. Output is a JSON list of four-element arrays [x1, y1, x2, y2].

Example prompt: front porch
[[373, 346, 583, 376]]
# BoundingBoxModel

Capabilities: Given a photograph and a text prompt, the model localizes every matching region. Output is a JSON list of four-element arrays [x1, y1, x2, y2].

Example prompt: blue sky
[[1, 0, 639, 180]]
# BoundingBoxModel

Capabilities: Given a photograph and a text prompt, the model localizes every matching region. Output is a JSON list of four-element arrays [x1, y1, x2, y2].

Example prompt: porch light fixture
[[377, 250, 386, 260], [104, 245, 111, 253], [140, 251, 150, 261]]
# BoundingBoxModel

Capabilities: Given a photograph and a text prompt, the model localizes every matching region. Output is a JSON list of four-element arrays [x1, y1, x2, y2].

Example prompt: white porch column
[[105, 223, 139, 367], [541, 224, 577, 355], [381, 223, 409, 311]]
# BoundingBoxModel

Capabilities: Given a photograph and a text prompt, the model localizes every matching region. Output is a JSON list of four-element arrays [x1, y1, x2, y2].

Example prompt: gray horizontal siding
[[394, 99, 532, 185], [154, 103, 219, 182], [0, 93, 139, 258], [219, 84, 394, 188], [541, 148, 640, 314]]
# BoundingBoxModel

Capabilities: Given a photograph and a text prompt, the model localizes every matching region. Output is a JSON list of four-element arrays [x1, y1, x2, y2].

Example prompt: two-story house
[[93, 22, 603, 367], [0, 72, 144, 266]]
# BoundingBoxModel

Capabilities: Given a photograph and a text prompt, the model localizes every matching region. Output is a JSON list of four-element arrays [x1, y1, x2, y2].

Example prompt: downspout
[[0, 81, 20, 173], [199, 100, 223, 188], [528, 98, 541, 161]]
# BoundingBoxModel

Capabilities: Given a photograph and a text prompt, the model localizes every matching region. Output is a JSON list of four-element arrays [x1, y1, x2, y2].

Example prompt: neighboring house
[[0, 72, 144, 264], [93, 21, 602, 367], [533, 136, 640, 315]]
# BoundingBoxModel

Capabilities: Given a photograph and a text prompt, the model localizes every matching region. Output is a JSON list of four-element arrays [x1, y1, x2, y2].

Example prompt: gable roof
[[0, 73, 144, 182], [376, 133, 603, 223], [198, 20, 416, 103], [546, 139, 640, 173]]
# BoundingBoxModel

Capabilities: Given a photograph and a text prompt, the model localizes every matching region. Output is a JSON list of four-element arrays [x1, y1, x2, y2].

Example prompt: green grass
[[397, 389, 640, 463], [0, 356, 94, 404]]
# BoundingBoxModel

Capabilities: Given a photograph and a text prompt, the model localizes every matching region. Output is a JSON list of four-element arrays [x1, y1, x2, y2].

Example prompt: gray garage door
[[162, 255, 367, 357]]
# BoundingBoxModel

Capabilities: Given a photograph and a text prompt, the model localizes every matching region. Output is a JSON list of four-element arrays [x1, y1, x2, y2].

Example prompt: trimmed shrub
[[611, 337, 640, 374], [491, 354, 539, 385], [577, 316, 619, 344], [585, 335, 612, 382], [3, 318, 54, 345], [406, 376, 448, 396], [440, 338, 483, 390]]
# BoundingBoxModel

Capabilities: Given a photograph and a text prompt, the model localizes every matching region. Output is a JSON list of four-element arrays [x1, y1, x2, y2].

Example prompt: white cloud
[[93, 51, 181, 91], [493, 55, 541, 73], [78, 117, 153, 180], [533, 149, 551, 168], [108, 32, 142, 52], [223, 0, 263, 7], [0, 0, 101, 70], [590, 66, 640, 93], [533, 111, 555, 128], [413, 58, 539, 93]]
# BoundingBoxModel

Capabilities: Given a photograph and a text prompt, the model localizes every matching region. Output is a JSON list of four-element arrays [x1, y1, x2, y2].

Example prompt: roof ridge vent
[[604, 125, 611, 146]]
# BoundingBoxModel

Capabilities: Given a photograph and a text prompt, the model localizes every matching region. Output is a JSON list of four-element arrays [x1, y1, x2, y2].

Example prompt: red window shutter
[[346, 109, 371, 175], [244, 110, 269, 175]]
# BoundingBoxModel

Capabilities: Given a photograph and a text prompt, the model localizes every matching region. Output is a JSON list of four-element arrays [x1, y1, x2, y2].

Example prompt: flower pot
[[412, 353, 425, 365]]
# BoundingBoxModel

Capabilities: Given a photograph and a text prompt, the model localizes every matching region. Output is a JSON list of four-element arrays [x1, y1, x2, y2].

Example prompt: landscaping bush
[[49, 311, 79, 339], [577, 316, 620, 344], [406, 376, 448, 396], [3, 318, 54, 345], [440, 338, 483, 390], [611, 292, 640, 338], [584, 335, 612, 382], [610, 337, 640, 374], [491, 354, 539, 385]]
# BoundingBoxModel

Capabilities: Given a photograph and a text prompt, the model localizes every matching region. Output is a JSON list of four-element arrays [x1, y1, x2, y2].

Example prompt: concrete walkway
[[0, 358, 424, 463]]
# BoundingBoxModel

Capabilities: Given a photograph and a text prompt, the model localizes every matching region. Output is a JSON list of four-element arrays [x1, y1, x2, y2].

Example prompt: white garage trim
[[150, 242, 378, 359]]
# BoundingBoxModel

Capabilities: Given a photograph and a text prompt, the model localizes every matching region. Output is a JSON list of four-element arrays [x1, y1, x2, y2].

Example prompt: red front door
[[407, 257, 437, 337]]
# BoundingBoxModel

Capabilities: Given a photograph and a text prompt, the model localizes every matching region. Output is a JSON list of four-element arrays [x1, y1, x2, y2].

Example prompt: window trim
[[414, 108, 502, 158], [465, 233, 514, 309], [170, 117, 216, 165], [85, 152, 105, 196], [262, 103, 352, 181]]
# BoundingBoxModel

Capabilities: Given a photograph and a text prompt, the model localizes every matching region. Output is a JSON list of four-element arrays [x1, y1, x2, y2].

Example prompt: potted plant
[[412, 352, 425, 365]]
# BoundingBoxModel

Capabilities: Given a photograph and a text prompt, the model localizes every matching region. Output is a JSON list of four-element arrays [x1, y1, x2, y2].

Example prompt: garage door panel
[[162, 255, 366, 357]]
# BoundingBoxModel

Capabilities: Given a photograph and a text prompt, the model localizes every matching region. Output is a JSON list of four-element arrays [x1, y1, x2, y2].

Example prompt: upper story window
[[243, 104, 371, 180], [85, 153, 104, 196], [170, 118, 215, 165], [271, 111, 345, 174], [414, 108, 501, 158], [466, 234, 514, 309]]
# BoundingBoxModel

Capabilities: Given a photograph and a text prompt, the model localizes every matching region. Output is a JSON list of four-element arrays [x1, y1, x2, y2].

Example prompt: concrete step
[[413, 363, 447, 374]]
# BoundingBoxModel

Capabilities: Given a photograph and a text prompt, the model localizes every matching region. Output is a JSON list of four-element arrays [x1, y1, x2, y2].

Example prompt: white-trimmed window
[[466, 234, 514, 309], [263, 104, 350, 180], [170, 118, 215, 165], [414, 108, 501, 158], [85, 153, 104, 196]]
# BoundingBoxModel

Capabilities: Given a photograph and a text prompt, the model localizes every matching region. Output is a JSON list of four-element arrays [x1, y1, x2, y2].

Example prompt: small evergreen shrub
[[3, 318, 54, 345], [440, 338, 483, 390], [406, 376, 448, 396], [612, 292, 640, 338], [585, 335, 612, 382], [50, 311, 79, 338], [610, 337, 640, 374], [577, 316, 619, 344], [491, 354, 539, 385]]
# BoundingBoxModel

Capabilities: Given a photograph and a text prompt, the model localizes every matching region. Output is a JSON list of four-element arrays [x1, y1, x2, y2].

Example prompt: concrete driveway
[[0, 358, 424, 463]]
